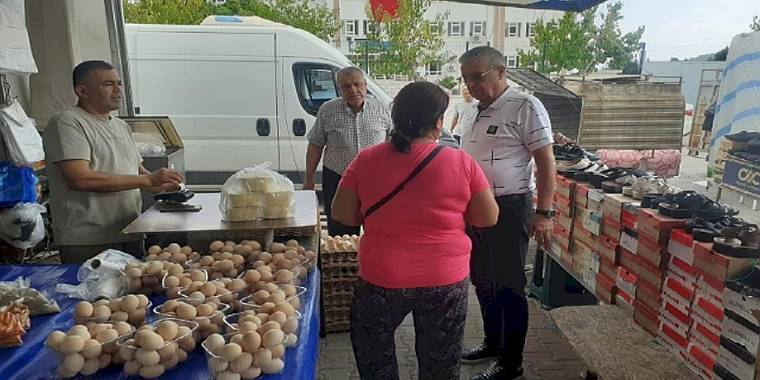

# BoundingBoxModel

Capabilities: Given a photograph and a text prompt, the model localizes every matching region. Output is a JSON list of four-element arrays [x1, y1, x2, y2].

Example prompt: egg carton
[[324, 322, 351, 333], [322, 278, 359, 294], [322, 267, 359, 278], [323, 293, 355, 307], [320, 251, 358, 262]]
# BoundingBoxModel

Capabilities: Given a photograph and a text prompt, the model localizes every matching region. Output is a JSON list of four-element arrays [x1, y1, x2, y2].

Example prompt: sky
[[618, 0, 759, 61]]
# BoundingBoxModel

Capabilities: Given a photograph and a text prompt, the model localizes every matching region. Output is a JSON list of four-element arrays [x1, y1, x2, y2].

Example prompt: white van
[[125, 16, 392, 188]]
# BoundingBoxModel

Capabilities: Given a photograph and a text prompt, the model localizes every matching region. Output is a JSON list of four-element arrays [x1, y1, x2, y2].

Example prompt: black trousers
[[468, 193, 533, 371], [322, 167, 361, 237], [350, 278, 469, 380]]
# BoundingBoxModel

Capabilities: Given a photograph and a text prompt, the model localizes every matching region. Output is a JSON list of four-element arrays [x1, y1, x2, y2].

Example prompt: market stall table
[[0, 264, 320, 379]]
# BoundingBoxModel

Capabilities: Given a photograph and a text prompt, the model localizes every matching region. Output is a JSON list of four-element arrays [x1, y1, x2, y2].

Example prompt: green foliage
[[360, 0, 450, 79], [712, 47, 729, 61], [518, 1, 644, 75], [437, 76, 457, 90], [123, 0, 340, 42]]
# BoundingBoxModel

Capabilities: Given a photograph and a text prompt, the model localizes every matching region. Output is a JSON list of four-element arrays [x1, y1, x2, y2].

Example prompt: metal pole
[[104, 0, 135, 116]]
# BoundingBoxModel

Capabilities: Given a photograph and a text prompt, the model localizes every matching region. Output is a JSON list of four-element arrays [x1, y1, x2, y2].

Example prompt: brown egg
[[96, 328, 119, 343], [199, 256, 215, 267], [261, 358, 284, 374], [204, 333, 225, 354], [68, 325, 91, 340], [273, 302, 295, 317], [136, 348, 161, 366], [197, 303, 215, 317], [75, 301, 94, 319], [119, 344, 135, 362], [286, 239, 299, 247], [269, 311, 287, 326], [163, 299, 179, 312], [262, 329, 284, 348], [63, 353, 85, 374], [128, 310, 147, 326], [111, 311, 129, 323], [120, 295, 140, 313], [252, 348, 272, 368], [240, 331, 261, 353], [98, 353, 112, 368], [177, 303, 197, 319], [189, 291, 206, 301], [229, 352, 253, 373], [243, 270, 261, 284], [159, 251, 173, 261], [239, 321, 258, 334], [158, 342, 177, 362], [270, 243, 286, 253], [46, 330, 67, 350], [137, 294, 150, 309], [140, 331, 165, 350], [247, 241, 262, 251], [228, 279, 247, 293], [180, 245, 193, 254], [139, 364, 165, 379], [91, 305, 111, 322], [219, 342, 243, 361], [126, 267, 143, 279], [283, 317, 299, 335], [208, 357, 229, 373], [80, 358, 100, 376], [156, 320, 179, 341], [60, 335, 86, 354], [210, 240, 225, 252], [270, 343, 285, 359], [178, 348, 189, 362], [201, 282, 218, 297], [167, 243, 181, 254], [239, 366, 262, 380], [148, 245, 162, 255], [275, 270, 294, 284], [113, 321, 133, 336], [284, 333, 298, 347], [124, 360, 141, 376]]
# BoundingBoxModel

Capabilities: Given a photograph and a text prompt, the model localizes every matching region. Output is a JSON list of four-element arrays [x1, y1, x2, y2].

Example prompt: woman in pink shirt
[[332, 81, 499, 380]]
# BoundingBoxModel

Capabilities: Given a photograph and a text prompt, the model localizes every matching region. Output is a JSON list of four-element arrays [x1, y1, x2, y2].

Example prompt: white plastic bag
[[133, 132, 166, 157], [0, 202, 45, 249], [0, 276, 60, 316], [0, 100, 44, 165], [219, 162, 295, 221], [55, 249, 139, 301]]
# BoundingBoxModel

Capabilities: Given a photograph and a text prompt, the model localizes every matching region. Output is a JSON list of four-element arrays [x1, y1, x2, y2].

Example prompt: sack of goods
[[219, 163, 295, 222]]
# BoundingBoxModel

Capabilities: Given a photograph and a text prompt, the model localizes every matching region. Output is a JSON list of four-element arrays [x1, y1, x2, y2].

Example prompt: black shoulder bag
[[363, 145, 445, 219]]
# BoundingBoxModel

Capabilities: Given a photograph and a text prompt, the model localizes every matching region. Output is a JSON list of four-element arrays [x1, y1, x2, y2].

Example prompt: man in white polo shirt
[[458, 47, 556, 380]]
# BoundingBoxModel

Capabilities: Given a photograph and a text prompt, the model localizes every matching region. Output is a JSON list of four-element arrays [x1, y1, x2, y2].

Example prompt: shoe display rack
[[320, 234, 360, 333], [536, 171, 760, 380], [714, 134, 760, 212]]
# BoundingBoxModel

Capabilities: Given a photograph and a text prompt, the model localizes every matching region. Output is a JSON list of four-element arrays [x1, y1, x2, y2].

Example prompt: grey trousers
[[58, 240, 144, 264], [350, 277, 469, 380]]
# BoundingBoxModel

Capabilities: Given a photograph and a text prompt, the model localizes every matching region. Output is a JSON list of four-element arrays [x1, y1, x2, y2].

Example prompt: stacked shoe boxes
[[716, 276, 760, 380], [618, 204, 641, 316], [553, 174, 575, 266], [658, 230, 698, 361], [571, 182, 600, 291], [599, 193, 636, 306], [636, 209, 687, 338]]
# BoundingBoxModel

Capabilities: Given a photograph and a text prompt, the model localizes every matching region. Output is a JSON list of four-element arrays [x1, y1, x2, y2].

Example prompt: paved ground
[[317, 283, 591, 380]]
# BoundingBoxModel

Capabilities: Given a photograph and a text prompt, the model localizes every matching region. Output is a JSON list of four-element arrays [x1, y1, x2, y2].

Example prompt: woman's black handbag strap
[[364, 145, 445, 219]]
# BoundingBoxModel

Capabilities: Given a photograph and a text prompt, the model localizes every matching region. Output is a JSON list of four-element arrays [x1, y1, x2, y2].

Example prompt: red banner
[[369, 0, 399, 20]]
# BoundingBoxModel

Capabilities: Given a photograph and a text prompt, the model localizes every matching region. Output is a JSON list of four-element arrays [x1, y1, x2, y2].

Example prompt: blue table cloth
[[0, 264, 320, 380]]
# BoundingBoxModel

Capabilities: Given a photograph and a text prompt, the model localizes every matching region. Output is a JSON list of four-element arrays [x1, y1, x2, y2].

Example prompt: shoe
[[725, 131, 760, 142], [471, 361, 524, 380], [713, 224, 760, 258], [601, 180, 623, 193], [461, 343, 498, 364]]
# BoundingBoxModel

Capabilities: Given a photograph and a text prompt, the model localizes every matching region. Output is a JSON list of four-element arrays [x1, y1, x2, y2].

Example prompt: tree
[[361, 0, 449, 79], [437, 76, 457, 91], [712, 47, 729, 61], [124, 0, 212, 25], [123, 0, 340, 42], [752, 15, 760, 31], [518, 1, 644, 74]]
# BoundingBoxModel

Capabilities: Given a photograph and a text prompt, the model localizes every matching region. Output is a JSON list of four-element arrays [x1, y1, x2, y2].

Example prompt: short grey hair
[[336, 66, 365, 82], [459, 46, 506, 68]]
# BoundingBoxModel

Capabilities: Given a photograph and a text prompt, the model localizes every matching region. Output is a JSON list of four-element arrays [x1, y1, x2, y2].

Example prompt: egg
[[190, 270, 206, 282], [124, 360, 141, 376], [178, 335, 196, 351], [269, 311, 287, 326], [177, 302, 198, 319], [167, 243, 181, 254], [180, 245, 193, 254], [57, 365, 76, 379], [146, 261, 164, 276], [159, 251, 172, 261], [204, 333, 225, 352], [261, 358, 284, 374], [189, 291, 206, 301], [221, 245, 235, 253], [239, 321, 258, 334], [270, 343, 285, 359], [228, 279, 247, 293], [259, 252, 273, 263], [243, 270, 261, 284], [274, 302, 296, 317], [119, 344, 135, 362], [164, 353, 180, 369], [283, 333, 298, 347], [139, 364, 165, 379], [64, 353, 85, 374], [210, 240, 225, 251], [96, 328, 118, 343], [98, 353, 111, 368], [201, 282, 218, 297], [88, 305, 109, 322], [45, 330, 66, 350], [68, 325, 91, 340], [126, 267, 143, 279], [136, 294, 150, 308], [157, 320, 179, 341], [270, 243, 286, 253], [275, 270, 294, 283], [252, 348, 272, 368], [167, 263, 184, 276], [219, 343, 243, 361], [262, 329, 284, 348], [286, 239, 299, 247], [80, 358, 100, 376], [197, 303, 215, 317], [217, 260, 234, 272], [111, 311, 129, 322], [128, 310, 147, 326], [241, 331, 261, 353], [81, 339, 103, 359], [208, 357, 229, 373], [247, 241, 262, 251], [60, 335, 85, 354], [75, 301, 94, 319], [161, 300, 179, 314], [140, 331, 165, 350], [239, 366, 262, 380], [136, 348, 161, 366], [177, 348, 189, 362], [200, 255, 215, 267], [283, 318, 299, 335], [217, 371, 242, 380], [259, 302, 276, 314], [113, 322, 132, 336]]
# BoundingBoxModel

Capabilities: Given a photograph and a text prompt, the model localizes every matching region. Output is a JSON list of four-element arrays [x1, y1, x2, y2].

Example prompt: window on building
[[426, 62, 442, 76], [363, 20, 377, 35], [506, 56, 519, 68], [526, 23, 536, 37], [506, 22, 521, 37], [448, 22, 464, 37], [428, 22, 443, 36], [470, 22, 486, 36], [344, 20, 359, 36]]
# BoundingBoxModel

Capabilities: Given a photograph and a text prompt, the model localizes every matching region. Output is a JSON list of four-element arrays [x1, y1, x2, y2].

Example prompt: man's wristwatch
[[535, 209, 556, 218]]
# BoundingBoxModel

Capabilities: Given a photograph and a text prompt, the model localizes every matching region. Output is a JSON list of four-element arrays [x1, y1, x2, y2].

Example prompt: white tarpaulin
[[709, 31, 760, 166], [0, 0, 37, 74]]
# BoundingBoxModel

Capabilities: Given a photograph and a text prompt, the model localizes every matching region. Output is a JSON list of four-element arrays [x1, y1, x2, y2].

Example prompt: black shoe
[[461, 343, 498, 364], [471, 362, 524, 380]]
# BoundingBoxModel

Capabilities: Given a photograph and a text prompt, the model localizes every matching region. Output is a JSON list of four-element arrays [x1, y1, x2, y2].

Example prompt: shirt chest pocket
[[481, 122, 522, 142]]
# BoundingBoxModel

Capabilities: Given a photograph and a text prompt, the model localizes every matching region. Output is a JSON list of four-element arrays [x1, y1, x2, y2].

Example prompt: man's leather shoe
[[470, 361, 524, 380], [461, 343, 497, 364]]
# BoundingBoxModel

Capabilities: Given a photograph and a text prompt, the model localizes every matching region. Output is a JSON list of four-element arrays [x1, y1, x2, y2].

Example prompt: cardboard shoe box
[[721, 310, 760, 356], [659, 321, 689, 357], [587, 189, 605, 213], [638, 233, 669, 269], [716, 337, 757, 380], [556, 174, 575, 199], [599, 256, 618, 282], [601, 193, 636, 221], [596, 272, 616, 304], [636, 277, 663, 313], [692, 294, 725, 335], [690, 319, 721, 357], [620, 231, 639, 255], [696, 273, 725, 307], [694, 249, 754, 283], [668, 229, 696, 265], [637, 258, 665, 293], [554, 193, 573, 218], [598, 235, 619, 264], [575, 183, 589, 209], [602, 215, 622, 243], [637, 208, 688, 245], [619, 247, 641, 277], [634, 300, 660, 336]]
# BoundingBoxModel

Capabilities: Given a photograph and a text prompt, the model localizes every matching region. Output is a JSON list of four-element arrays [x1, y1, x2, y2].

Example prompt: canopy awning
[[449, 0, 607, 11]]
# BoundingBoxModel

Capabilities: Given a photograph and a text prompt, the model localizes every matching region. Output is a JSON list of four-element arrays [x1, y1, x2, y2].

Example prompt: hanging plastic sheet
[[0, 0, 38, 74], [0, 161, 37, 208]]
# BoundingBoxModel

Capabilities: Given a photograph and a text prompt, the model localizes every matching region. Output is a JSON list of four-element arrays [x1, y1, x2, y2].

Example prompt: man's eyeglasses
[[458, 68, 498, 83]]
